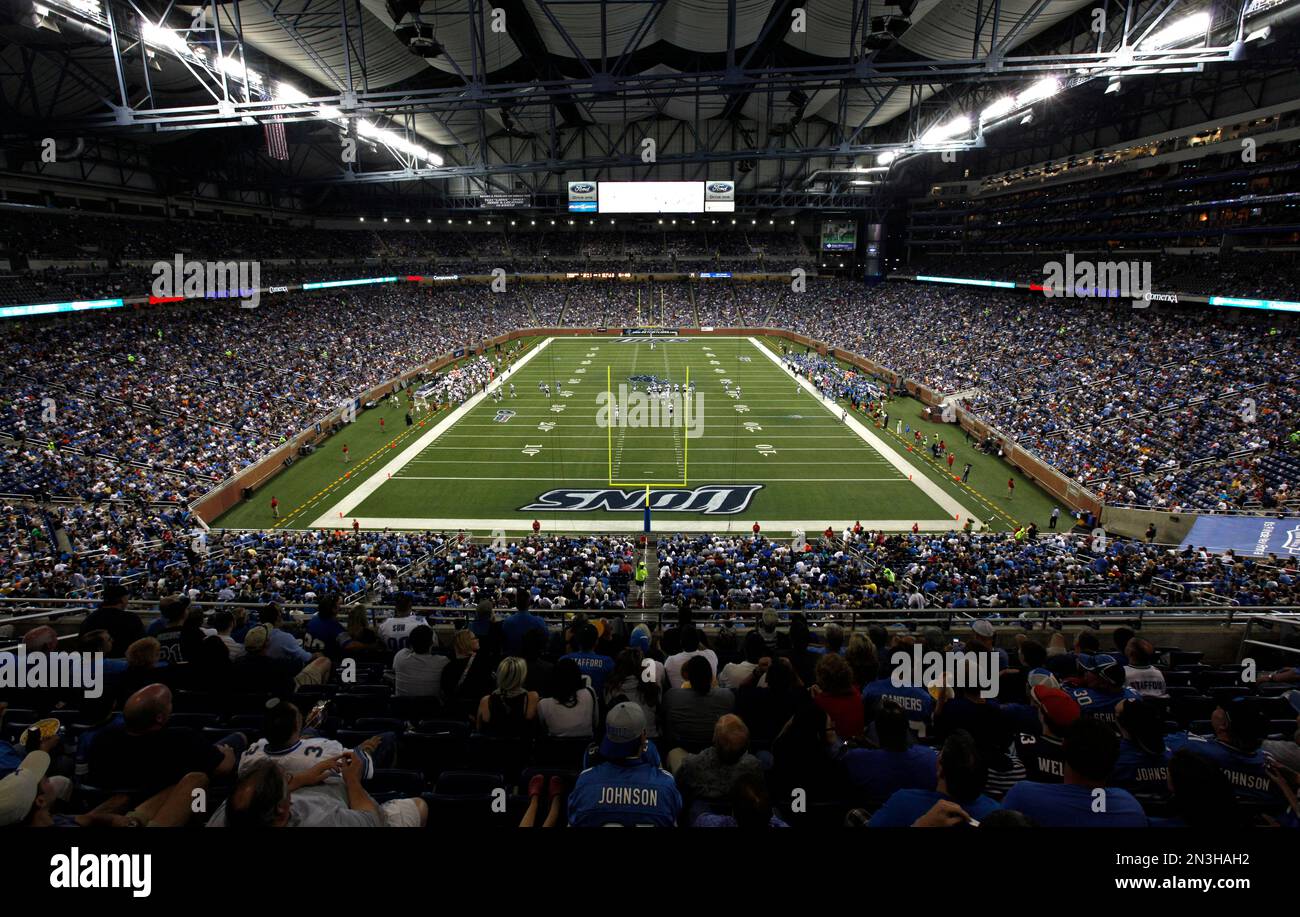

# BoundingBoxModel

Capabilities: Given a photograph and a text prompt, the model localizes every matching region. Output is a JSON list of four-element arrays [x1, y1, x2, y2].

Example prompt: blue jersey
[[561, 651, 615, 694], [568, 760, 682, 827], [1062, 686, 1138, 725], [1166, 733, 1279, 802], [863, 678, 935, 737], [843, 746, 938, 805], [1001, 781, 1147, 827], [868, 789, 1001, 827], [1113, 738, 1171, 795], [304, 615, 349, 659]]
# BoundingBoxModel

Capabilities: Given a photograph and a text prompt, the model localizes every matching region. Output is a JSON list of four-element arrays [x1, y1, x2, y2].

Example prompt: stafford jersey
[[1113, 739, 1171, 794], [568, 761, 682, 827], [1015, 732, 1067, 783], [1166, 733, 1279, 802], [1063, 686, 1139, 724], [379, 616, 425, 652], [239, 737, 376, 782]]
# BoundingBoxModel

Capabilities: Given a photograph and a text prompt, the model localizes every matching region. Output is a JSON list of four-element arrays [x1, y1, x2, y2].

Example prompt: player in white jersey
[[238, 699, 379, 783], [509, 383, 516, 397]]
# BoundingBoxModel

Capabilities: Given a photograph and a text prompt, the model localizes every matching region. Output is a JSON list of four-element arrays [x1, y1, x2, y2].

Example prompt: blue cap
[[1078, 654, 1125, 684]]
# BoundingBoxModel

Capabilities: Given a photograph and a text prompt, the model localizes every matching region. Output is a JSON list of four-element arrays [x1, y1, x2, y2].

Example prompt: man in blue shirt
[[1113, 697, 1172, 795], [561, 622, 615, 695], [1064, 654, 1139, 726], [502, 591, 548, 656], [868, 730, 1001, 826], [1002, 718, 1148, 826], [1166, 698, 1280, 803], [568, 703, 681, 827], [304, 595, 351, 663], [844, 701, 938, 806], [864, 642, 935, 738]]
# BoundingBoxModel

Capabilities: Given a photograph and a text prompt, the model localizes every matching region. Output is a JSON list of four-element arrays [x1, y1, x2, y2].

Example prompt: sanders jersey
[[238, 737, 375, 782], [1166, 733, 1280, 802], [568, 760, 682, 827], [863, 678, 935, 737], [1063, 686, 1139, 725], [1015, 732, 1068, 783]]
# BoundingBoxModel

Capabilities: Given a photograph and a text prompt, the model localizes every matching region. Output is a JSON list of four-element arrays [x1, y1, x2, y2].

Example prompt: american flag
[[261, 88, 289, 160]]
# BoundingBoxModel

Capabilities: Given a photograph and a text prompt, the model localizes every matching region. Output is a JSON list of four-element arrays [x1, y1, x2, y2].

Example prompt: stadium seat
[[530, 735, 592, 770], [464, 734, 531, 784], [366, 769, 426, 803]]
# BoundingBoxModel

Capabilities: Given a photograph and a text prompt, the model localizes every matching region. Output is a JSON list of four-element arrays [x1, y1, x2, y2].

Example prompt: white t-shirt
[[665, 649, 719, 689], [538, 687, 599, 738], [718, 660, 757, 690], [393, 650, 448, 698]]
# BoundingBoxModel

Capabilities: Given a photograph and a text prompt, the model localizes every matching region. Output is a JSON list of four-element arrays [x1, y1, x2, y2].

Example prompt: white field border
[[311, 335, 981, 533], [747, 336, 982, 532]]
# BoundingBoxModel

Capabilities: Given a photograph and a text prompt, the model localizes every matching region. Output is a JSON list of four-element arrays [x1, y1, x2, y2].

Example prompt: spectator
[[867, 730, 1003, 827], [567, 702, 681, 827], [210, 756, 426, 827], [811, 652, 865, 739], [1001, 719, 1148, 826], [844, 700, 939, 806], [538, 658, 600, 738], [665, 625, 718, 689], [719, 631, 765, 689], [392, 625, 446, 699], [664, 655, 735, 759], [78, 583, 142, 658], [693, 770, 789, 828], [603, 648, 661, 739], [476, 657, 539, 737], [674, 715, 765, 812]]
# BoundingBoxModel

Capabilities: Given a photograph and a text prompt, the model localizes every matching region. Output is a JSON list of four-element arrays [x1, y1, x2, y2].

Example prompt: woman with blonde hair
[[476, 656, 539, 737], [442, 628, 494, 718]]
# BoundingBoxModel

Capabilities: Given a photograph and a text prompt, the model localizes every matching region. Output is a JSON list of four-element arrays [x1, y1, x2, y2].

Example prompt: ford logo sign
[[570, 183, 595, 194], [708, 182, 732, 193]]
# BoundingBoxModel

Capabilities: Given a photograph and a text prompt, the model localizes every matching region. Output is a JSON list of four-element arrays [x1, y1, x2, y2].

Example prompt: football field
[[289, 335, 983, 534]]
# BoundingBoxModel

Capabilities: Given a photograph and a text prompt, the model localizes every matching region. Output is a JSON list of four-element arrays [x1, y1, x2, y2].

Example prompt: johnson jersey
[[863, 678, 935, 737], [378, 616, 425, 652], [1001, 781, 1147, 827], [1064, 686, 1139, 725], [1113, 738, 1171, 795], [1166, 733, 1280, 802], [1015, 732, 1067, 783], [239, 737, 375, 782], [567, 760, 682, 827]]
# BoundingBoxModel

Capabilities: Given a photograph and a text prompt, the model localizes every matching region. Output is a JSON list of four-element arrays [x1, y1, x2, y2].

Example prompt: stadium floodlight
[[1015, 77, 1060, 107], [48, 0, 102, 15], [357, 118, 443, 166], [1105, 78, 1122, 95], [876, 151, 899, 166], [1245, 26, 1270, 42], [855, 166, 888, 173], [1139, 10, 1210, 49], [140, 21, 194, 57], [919, 113, 971, 146], [979, 95, 1016, 124], [217, 55, 263, 88]]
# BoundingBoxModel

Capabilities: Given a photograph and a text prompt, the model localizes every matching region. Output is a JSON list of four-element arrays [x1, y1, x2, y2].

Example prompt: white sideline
[[310, 337, 556, 527], [747, 336, 983, 531]]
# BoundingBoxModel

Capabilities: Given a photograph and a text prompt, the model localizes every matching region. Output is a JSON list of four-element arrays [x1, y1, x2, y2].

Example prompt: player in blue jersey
[[568, 703, 681, 827], [1002, 718, 1148, 826], [1063, 654, 1139, 726], [1166, 697, 1281, 803], [1113, 697, 1172, 795]]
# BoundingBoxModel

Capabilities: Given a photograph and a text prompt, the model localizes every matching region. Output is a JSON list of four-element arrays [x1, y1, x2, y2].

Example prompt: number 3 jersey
[[238, 737, 376, 782]]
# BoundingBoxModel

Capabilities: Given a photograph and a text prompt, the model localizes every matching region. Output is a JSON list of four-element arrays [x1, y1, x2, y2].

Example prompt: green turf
[[214, 334, 1063, 534]]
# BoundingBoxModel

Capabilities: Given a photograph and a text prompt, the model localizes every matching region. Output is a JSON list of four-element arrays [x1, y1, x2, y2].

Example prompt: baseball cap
[[243, 625, 270, 652], [971, 619, 996, 638], [599, 702, 647, 759], [1026, 668, 1061, 691], [1078, 653, 1126, 685], [0, 750, 50, 827], [1031, 685, 1081, 730]]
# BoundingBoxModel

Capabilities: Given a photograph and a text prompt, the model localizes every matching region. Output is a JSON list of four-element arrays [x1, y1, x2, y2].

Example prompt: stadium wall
[[1099, 506, 1198, 543]]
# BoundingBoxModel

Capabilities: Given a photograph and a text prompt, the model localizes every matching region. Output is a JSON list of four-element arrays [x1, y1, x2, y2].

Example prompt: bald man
[[86, 684, 246, 794], [671, 713, 766, 810]]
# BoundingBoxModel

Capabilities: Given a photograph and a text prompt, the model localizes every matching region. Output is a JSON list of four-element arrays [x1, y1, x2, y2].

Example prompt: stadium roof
[[4, 0, 1298, 202]]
